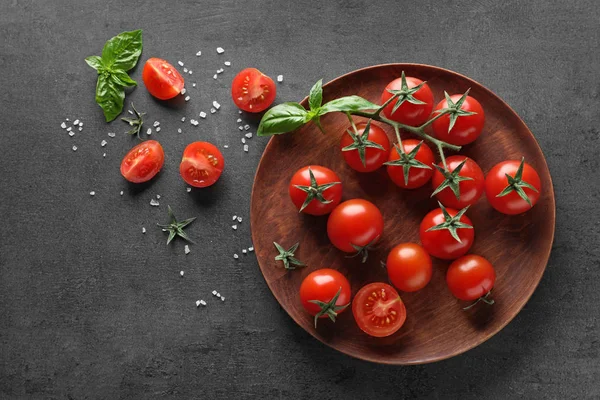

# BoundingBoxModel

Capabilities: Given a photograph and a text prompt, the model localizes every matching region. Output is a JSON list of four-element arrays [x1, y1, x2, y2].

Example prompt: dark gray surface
[[1, 0, 599, 398]]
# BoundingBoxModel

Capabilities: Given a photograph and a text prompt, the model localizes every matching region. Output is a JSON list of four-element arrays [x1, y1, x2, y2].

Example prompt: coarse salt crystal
[[186, 187, 192, 193], [178, 61, 184, 66], [147, 128, 152, 135], [73, 119, 80, 125], [213, 74, 217, 79], [238, 126, 243, 131], [154, 121, 160, 127], [192, 83, 196, 87], [156, 194, 161, 199], [120, 191, 124, 196], [237, 217, 242, 223], [196, 300, 201, 307], [72, 145, 77, 151], [213, 100, 221, 110], [177, 128, 182, 133], [248, 246, 254, 252], [108, 132, 115, 137], [244, 125, 250, 130], [199, 111, 207, 118], [221, 297, 225, 302], [181, 117, 186, 122], [238, 110, 242, 114], [183, 67, 188, 73], [277, 75, 283, 82], [181, 271, 185, 277], [236, 118, 242, 123], [223, 145, 229, 148], [78, 127, 83, 131], [216, 293, 221, 298], [210, 108, 216, 114], [66, 118, 70, 121], [234, 253, 239, 259], [142, 227, 146, 234], [150, 199, 160, 206], [212, 290, 217, 295], [245, 132, 253, 139], [241, 138, 246, 144], [188, 70, 192, 75], [244, 145, 249, 152], [180, 88, 186, 95], [61, 122, 67, 129], [216, 47, 224, 54], [79, 122, 83, 127], [90, 191, 95, 196], [224, 61, 231, 66], [69, 131, 75, 137], [190, 119, 199, 126], [200, 300, 206, 306], [67, 127, 72, 131], [217, 69, 223, 74], [103, 153, 106, 158], [242, 249, 247, 254], [101, 140, 107, 147], [232, 225, 237, 230], [232, 215, 237, 220], [185, 96, 190, 102], [196, 51, 202, 56], [155, 127, 161, 132], [184, 245, 190, 254]]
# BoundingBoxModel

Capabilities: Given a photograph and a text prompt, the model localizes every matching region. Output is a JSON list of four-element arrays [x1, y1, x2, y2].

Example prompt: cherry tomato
[[447, 255, 496, 301], [231, 68, 276, 113], [386, 139, 435, 189], [142, 58, 185, 100], [386, 243, 432, 292], [288, 166, 342, 216], [327, 199, 384, 260], [431, 156, 484, 209], [352, 282, 406, 337], [432, 94, 485, 146], [485, 158, 542, 215], [340, 122, 390, 172], [120, 140, 165, 183], [300, 269, 351, 328], [179, 142, 224, 188], [380, 75, 434, 126], [419, 205, 474, 260]]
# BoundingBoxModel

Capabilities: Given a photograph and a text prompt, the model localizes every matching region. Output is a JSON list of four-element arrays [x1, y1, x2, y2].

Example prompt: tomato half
[[179, 142, 224, 188], [386, 139, 435, 189], [231, 68, 276, 113], [419, 206, 474, 260], [447, 255, 496, 301], [120, 140, 165, 183], [288, 165, 342, 216], [431, 156, 484, 209], [386, 243, 432, 292], [352, 282, 406, 337], [380, 75, 434, 126], [340, 122, 390, 172], [142, 58, 185, 100], [432, 94, 485, 146], [485, 159, 542, 215], [299, 269, 351, 328]]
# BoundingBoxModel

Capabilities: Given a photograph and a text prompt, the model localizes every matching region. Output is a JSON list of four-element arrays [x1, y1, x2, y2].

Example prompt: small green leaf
[[85, 55, 104, 71], [320, 96, 379, 115], [257, 102, 309, 136], [110, 69, 137, 87], [96, 74, 125, 122], [308, 79, 323, 111], [101, 29, 143, 71]]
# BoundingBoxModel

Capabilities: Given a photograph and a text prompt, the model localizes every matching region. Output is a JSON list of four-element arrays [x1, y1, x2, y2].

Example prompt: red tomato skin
[[352, 282, 406, 337], [120, 140, 165, 183], [446, 255, 496, 301], [142, 58, 185, 100], [299, 269, 351, 317], [340, 123, 390, 172], [432, 95, 485, 146], [179, 142, 224, 188], [327, 199, 384, 253], [386, 139, 435, 189], [231, 68, 276, 113], [419, 207, 474, 260], [288, 166, 343, 216], [381, 77, 434, 126], [431, 156, 485, 209], [386, 243, 432, 292], [485, 160, 542, 215]]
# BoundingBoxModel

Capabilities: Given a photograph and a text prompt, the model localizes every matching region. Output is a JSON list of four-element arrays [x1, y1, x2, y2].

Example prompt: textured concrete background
[[0, 0, 599, 398]]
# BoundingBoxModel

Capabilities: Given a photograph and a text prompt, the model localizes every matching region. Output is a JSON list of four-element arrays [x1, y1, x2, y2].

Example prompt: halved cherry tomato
[[231, 68, 276, 113], [300, 269, 351, 328], [380, 74, 434, 126], [386, 139, 435, 189], [447, 255, 496, 301], [485, 158, 542, 215], [432, 94, 485, 146], [386, 243, 432, 292], [179, 142, 224, 188], [142, 58, 185, 100], [120, 140, 165, 183], [419, 205, 474, 260], [431, 155, 484, 209], [288, 166, 342, 216], [340, 122, 390, 172], [352, 282, 406, 337]]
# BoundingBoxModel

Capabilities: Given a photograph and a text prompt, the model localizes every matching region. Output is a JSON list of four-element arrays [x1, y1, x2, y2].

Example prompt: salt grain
[[217, 68, 224, 74], [213, 74, 217, 79], [147, 128, 152, 135], [177, 128, 182, 133], [156, 194, 161, 199], [73, 119, 80, 125], [186, 187, 192, 193], [233, 254, 239, 259], [245, 132, 253, 139], [241, 138, 246, 144], [78, 122, 83, 127], [237, 217, 242, 223], [199, 111, 207, 118], [120, 191, 124, 196], [232, 215, 237, 221], [196, 300, 201, 307], [61, 122, 67, 129], [192, 83, 196, 87], [216, 47, 224, 54], [183, 67, 188, 73], [248, 246, 254, 252], [244, 124, 250, 130], [238, 126, 243, 131], [72, 145, 77, 151], [277, 75, 283, 82], [238, 110, 242, 114], [216, 293, 221, 298], [153, 121, 160, 127], [90, 191, 95, 196], [196, 51, 202, 56], [190, 119, 199, 126], [78, 127, 83, 131], [178, 61, 184, 66], [212, 290, 217, 296], [67, 127, 72, 131], [150, 199, 160, 206], [108, 132, 116, 138], [213, 100, 221, 110], [181, 117, 186, 122], [155, 127, 161, 132], [200, 300, 206, 306], [69, 131, 75, 137], [188, 70, 192, 75], [103, 153, 106, 158], [244, 145, 249, 152], [180, 88, 186, 95], [237, 118, 242, 123], [221, 297, 225, 302], [223, 145, 229, 148], [224, 61, 231, 66], [242, 249, 247, 254], [210, 108, 216, 114], [101, 140, 107, 147], [184, 245, 190, 255], [142, 227, 146, 234], [232, 225, 237, 230], [185, 96, 190, 102]]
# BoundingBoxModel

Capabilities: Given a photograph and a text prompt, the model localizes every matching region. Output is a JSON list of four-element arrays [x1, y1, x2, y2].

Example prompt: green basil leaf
[[101, 29, 143, 71], [257, 103, 309, 136], [320, 95, 379, 115], [308, 79, 323, 111], [95, 74, 125, 122], [85, 55, 104, 71], [110, 69, 137, 87]]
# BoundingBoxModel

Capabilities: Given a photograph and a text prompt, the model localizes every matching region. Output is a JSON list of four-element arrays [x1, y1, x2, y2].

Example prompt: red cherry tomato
[[485, 159, 542, 215], [386, 243, 432, 292], [431, 156, 484, 209], [327, 199, 384, 257], [179, 142, 224, 188], [231, 68, 276, 113], [340, 122, 390, 172], [419, 206, 474, 260], [299, 269, 351, 327], [352, 282, 406, 337], [380, 75, 434, 126], [432, 94, 485, 146], [142, 58, 185, 100], [120, 140, 165, 183], [386, 139, 435, 189], [447, 255, 496, 301], [288, 166, 342, 216]]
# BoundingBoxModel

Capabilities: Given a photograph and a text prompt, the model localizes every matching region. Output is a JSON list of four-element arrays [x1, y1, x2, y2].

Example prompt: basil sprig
[[85, 30, 143, 122]]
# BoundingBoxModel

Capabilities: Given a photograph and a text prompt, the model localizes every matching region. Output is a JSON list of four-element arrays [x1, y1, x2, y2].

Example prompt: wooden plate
[[250, 64, 555, 365]]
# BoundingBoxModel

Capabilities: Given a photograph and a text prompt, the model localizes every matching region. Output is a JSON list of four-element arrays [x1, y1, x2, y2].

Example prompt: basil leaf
[[110, 69, 137, 87], [308, 79, 323, 111], [101, 29, 143, 71], [96, 74, 125, 122], [320, 95, 379, 115], [257, 103, 309, 136], [85, 55, 104, 71]]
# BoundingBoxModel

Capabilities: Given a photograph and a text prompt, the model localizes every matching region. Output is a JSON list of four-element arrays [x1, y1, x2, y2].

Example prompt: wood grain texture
[[250, 64, 555, 365]]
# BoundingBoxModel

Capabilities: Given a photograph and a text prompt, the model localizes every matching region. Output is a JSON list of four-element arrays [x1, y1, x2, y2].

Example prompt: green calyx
[[308, 286, 349, 328], [463, 290, 495, 310], [383, 141, 432, 185], [341, 119, 385, 167], [347, 235, 379, 263], [157, 205, 196, 245], [273, 242, 306, 270], [121, 102, 145, 139], [294, 167, 341, 212], [435, 89, 477, 133], [496, 157, 539, 206], [387, 71, 428, 114], [431, 158, 473, 200], [426, 202, 472, 243]]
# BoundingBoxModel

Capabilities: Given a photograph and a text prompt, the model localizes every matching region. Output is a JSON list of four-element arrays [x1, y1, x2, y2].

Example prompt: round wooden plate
[[250, 64, 555, 365]]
